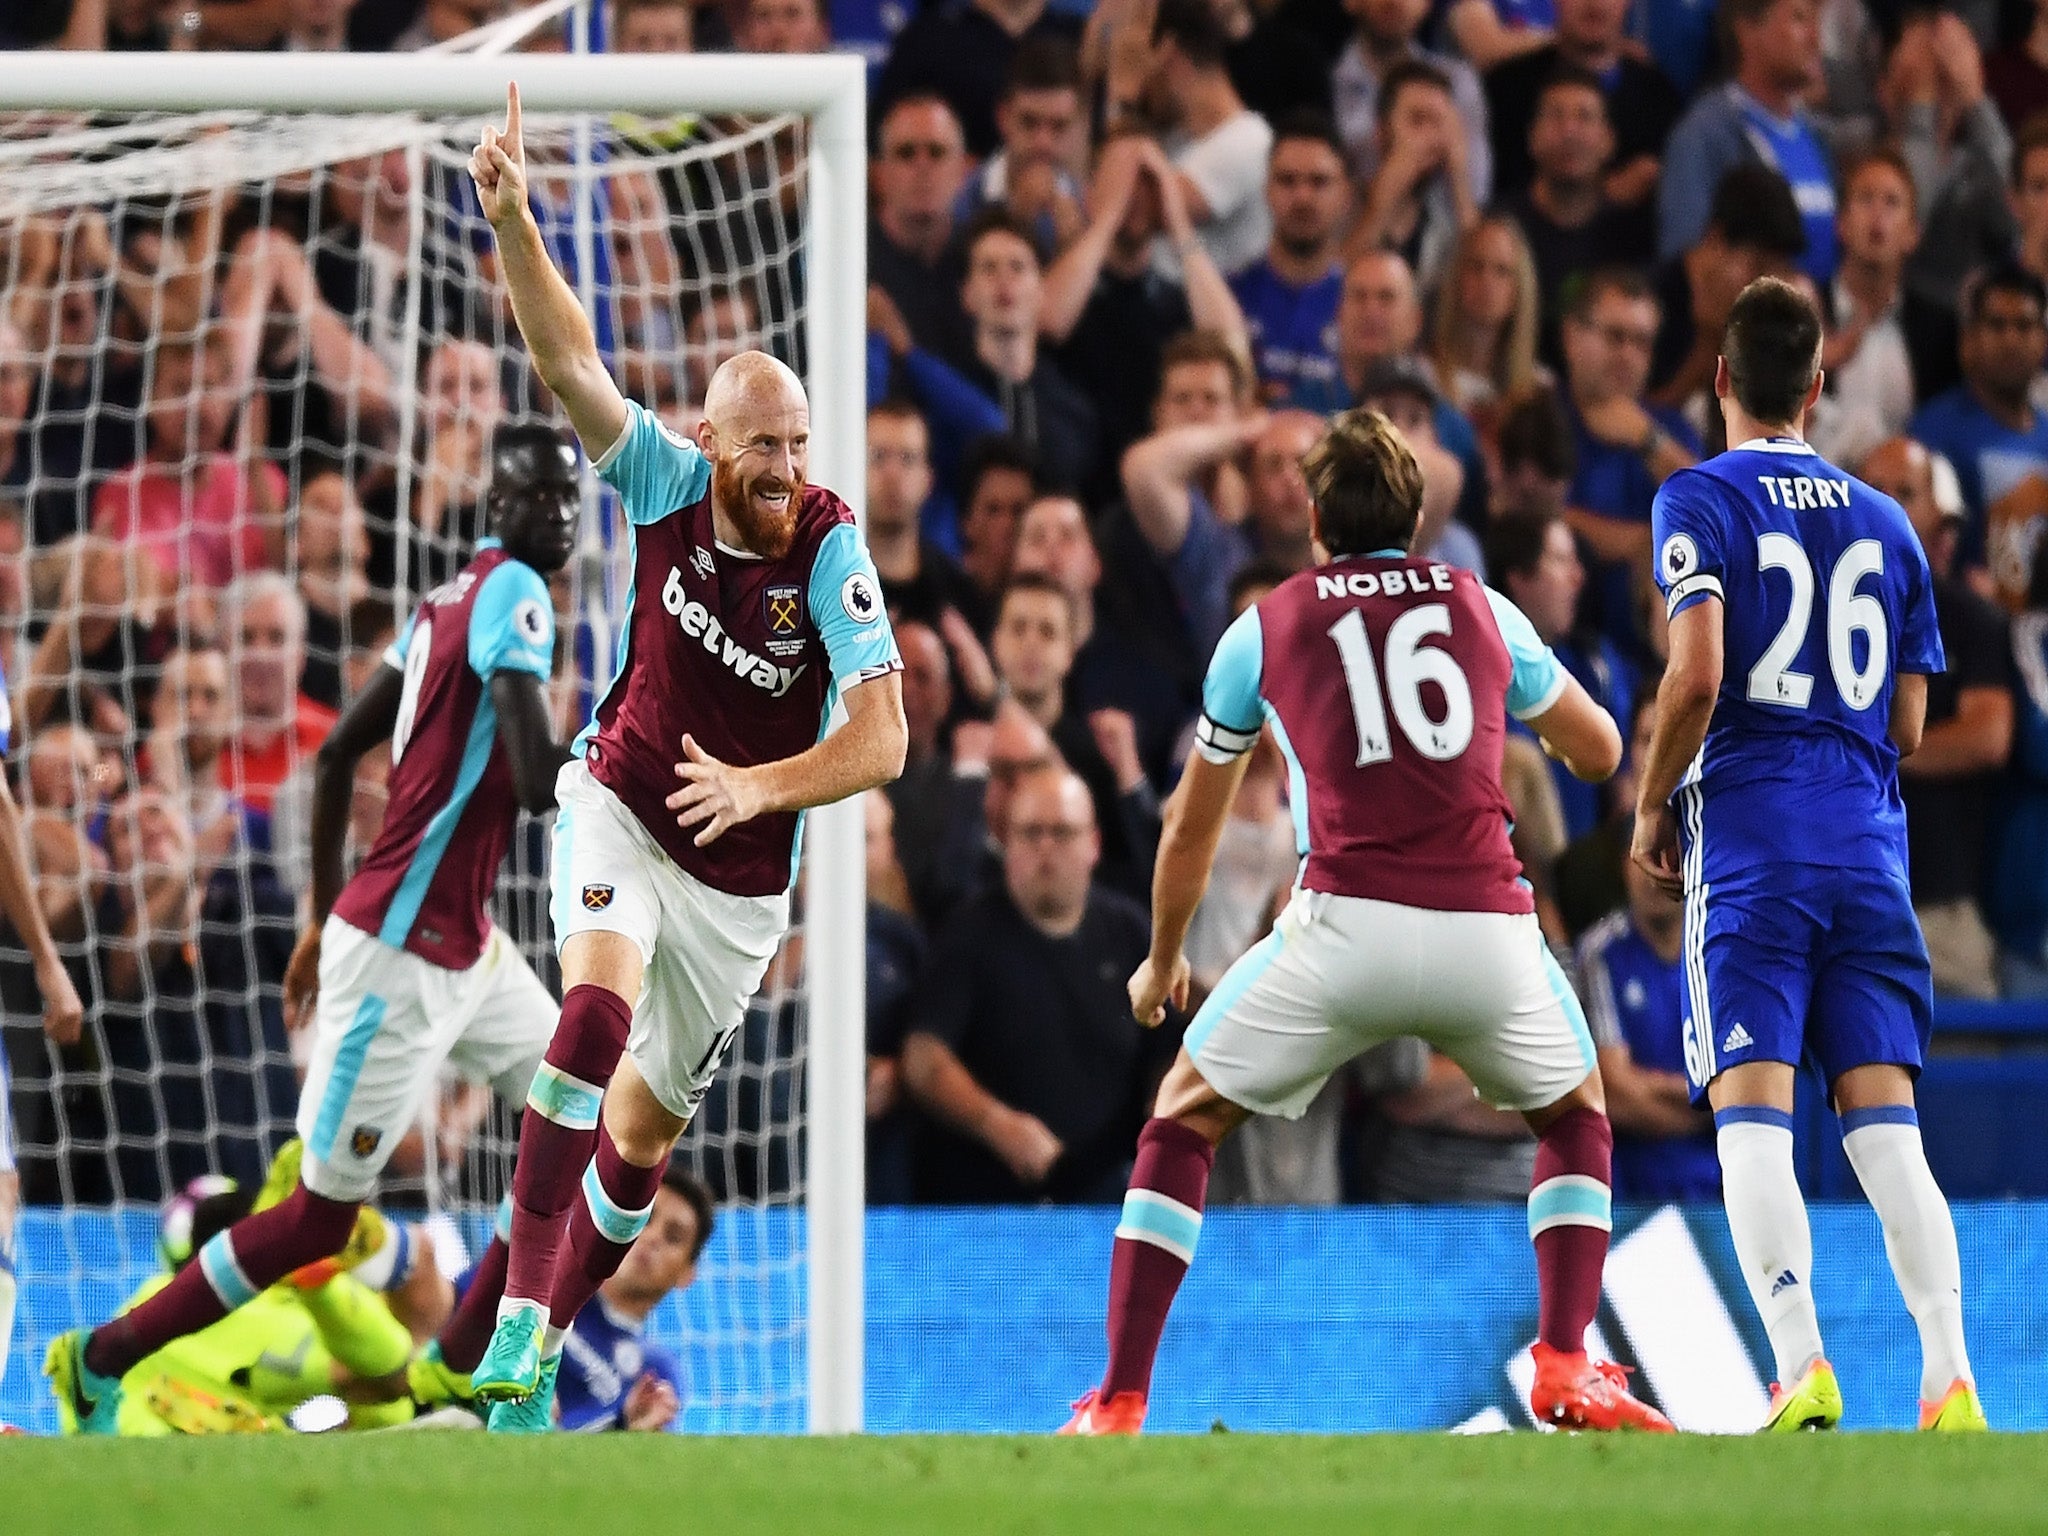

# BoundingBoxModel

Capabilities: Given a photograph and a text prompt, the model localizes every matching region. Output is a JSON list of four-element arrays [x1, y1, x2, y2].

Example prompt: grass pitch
[[3, 1431, 2042, 1536]]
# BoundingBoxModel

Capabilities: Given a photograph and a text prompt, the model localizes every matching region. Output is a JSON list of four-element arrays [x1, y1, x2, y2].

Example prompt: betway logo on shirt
[[662, 567, 807, 697]]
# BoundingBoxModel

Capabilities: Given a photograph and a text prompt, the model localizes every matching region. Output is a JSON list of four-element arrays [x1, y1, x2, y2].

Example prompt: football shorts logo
[[1661, 533, 1700, 585], [513, 597, 551, 646], [841, 571, 880, 623], [583, 883, 615, 911], [764, 583, 802, 635], [350, 1126, 382, 1158]]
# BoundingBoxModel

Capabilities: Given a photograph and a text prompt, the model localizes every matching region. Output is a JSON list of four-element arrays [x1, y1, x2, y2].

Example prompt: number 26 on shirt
[[1747, 534, 1888, 712]]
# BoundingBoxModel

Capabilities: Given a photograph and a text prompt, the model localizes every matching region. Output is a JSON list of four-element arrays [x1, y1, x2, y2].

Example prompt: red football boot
[[1529, 1343, 1676, 1432], [1057, 1388, 1147, 1436]]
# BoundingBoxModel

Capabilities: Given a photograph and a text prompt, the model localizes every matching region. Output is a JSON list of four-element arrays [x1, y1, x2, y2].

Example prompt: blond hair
[[1429, 214, 1542, 405]]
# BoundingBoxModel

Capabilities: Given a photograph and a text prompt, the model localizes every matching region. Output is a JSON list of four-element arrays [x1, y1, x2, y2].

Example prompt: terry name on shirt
[[1756, 474, 1852, 510]]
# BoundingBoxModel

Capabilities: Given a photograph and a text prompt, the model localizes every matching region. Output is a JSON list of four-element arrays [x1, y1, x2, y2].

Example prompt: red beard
[[713, 455, 801, 560]]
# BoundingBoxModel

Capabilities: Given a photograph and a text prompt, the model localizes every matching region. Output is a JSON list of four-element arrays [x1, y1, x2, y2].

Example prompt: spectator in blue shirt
[[1576, 859, 1718, 1204], [1230, 112, 1349, 408], [1557, 267, 1699, 654], [553, 1161, 712, 1432], [1112, 332, 1265, 661], [1910, 262, 2048, 600], [1658, 0, 1837, 288]]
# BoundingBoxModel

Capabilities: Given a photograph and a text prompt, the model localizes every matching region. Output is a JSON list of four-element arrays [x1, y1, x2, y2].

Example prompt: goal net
[[0, 46, 867, 1434]]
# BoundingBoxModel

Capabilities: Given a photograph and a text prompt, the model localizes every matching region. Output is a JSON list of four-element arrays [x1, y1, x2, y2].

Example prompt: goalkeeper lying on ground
[[109, 1144, 449, 1435]]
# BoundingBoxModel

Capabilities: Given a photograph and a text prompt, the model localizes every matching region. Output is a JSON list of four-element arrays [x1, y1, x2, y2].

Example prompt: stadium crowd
[[2, 0, 2048, 1217]]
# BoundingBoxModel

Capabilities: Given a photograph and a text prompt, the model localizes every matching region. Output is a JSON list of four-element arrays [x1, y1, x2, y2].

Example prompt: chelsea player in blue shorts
[[1632, 278, 1986, 1435]]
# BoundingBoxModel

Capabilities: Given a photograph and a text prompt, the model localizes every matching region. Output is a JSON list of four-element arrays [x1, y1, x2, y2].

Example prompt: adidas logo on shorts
[[1721, 1023, 1754, 1053]]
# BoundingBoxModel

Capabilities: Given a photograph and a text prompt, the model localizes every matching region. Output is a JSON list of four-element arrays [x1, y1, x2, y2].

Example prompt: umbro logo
[[691, 546, 715, 581], [1769, 1269, 1799, 1297], [1722, 1023, 1754, 1053]]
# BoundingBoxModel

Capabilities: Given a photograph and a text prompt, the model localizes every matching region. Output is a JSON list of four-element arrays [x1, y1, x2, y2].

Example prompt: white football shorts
[[298, 917, 557, 1201], [549, 759, 789, 1121], [1188, 890, 1597, 1117]]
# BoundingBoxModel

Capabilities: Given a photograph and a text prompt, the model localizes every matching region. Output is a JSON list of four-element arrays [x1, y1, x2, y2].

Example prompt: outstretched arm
[[665, 673, 908, 847], [470, 83, 629, 458]]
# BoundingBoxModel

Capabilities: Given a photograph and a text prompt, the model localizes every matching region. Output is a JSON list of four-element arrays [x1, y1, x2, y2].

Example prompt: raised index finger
[[505, 81, 522, 145]]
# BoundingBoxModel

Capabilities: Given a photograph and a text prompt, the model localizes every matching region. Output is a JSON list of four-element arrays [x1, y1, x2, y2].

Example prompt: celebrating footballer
[[463, 83, 906, 1430]]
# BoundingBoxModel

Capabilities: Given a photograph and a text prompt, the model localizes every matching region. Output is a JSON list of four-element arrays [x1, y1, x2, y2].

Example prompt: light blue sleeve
[[1194, 605, 1265, 762], [1483, 587, 1570, 720], [382, 609, 419, 671], [1650, 470, 1729, 619], [807, 522, 901, 686], [592, 399, 711, 527], [468, 561, 557, 681]]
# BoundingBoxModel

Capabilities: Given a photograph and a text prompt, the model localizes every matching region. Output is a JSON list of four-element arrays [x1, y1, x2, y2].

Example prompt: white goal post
[[0, 49, 869, 1434]]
